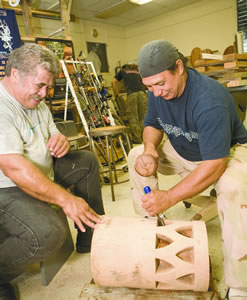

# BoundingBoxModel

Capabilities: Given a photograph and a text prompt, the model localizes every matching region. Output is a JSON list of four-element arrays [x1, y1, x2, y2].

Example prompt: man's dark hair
[[167, 52, 188, 73]]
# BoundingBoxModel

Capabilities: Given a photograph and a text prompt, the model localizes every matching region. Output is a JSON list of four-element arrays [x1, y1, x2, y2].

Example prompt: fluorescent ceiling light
[[130, 0, 152, 5]]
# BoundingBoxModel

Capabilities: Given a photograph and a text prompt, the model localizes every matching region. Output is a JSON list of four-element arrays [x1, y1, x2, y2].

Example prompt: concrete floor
[[14, 164, 227, 300]]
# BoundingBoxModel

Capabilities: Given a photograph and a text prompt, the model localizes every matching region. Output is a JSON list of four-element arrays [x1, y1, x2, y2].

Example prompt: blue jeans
[[0, 150, 104, 284]]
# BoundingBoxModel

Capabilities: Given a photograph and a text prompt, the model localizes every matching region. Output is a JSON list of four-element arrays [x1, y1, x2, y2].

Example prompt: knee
[[32, 209, 67, 261], [127, 145, 144, 166], [216, 172, 242, 197], [79, 150, 98, 169]]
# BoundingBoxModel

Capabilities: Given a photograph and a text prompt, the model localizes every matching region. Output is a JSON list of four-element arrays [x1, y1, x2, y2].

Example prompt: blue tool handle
[[144, 186, 151, 194]]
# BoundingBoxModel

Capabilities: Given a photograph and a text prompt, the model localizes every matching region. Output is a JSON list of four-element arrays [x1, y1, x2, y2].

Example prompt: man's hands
[[142, 189, 172, 216], [62, 195, 103, 232], [47, 133, 70, 158]]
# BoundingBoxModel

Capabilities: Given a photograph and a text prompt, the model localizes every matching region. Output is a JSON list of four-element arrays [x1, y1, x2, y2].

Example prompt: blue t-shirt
[[144, 68, 247, 161]]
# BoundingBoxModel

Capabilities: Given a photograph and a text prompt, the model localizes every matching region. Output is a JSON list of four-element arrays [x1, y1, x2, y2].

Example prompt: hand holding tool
[[144, 186, 166, 226]]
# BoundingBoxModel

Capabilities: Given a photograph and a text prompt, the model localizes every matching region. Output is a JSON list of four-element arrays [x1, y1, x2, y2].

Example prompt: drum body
[[91, 216, 209, 291]]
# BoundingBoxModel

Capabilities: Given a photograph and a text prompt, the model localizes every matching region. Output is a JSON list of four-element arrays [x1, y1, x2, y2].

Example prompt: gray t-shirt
[[0, 82, 60, 187]]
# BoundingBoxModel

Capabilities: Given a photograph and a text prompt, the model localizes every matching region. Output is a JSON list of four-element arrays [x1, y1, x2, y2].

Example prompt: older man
[[0, 44, 104, 299], [128, 39, 247, 299]]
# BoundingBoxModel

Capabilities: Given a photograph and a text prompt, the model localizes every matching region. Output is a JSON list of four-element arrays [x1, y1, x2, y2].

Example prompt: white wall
[[16, 0, 237, 85], [124, 0, 237, 62], [16, 15, 126, 85]]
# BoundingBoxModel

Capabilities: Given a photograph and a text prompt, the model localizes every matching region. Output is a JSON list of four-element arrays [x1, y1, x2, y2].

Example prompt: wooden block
[[227, 79, 247, 87], [224, 61, 247, 68], [80, 283, 219, 300]]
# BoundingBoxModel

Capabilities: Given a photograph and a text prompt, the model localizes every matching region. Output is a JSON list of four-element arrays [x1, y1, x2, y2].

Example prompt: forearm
[[168, 158, 227, 206], [143, 126, 163, 152], [1, 154, 72, 208]]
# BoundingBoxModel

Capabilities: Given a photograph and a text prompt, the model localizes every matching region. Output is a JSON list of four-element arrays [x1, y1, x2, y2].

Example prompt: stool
[[89, 125, 132, 202], [184, 189, 218, 222], [40, 206, 74, 286]]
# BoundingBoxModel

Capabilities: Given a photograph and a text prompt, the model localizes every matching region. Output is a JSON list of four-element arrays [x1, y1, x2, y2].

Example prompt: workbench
[[79, 283, 219, 299]]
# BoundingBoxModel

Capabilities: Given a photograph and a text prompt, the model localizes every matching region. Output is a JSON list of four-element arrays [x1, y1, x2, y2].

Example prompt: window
[[237, 0, 247, 52]]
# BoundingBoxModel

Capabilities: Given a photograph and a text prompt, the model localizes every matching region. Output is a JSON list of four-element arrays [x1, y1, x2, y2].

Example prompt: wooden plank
[[194, 59, 224, 67], [223, 71, 247, 80], [195, 66, 206, 73], [224, 61, 247, 68], [198, 68, 234, 77], [195, 66, 226, 74], [21, 0, 34, 36], [223, 53, 247, 61], [201, 53, 223, 60], [79, 283, 219, 300], [59, 0, 72, 39], [227, 79, 247, 87]]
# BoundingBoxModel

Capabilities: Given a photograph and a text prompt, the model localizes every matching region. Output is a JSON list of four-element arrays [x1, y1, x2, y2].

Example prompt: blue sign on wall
[[0, 8, 21, 77]]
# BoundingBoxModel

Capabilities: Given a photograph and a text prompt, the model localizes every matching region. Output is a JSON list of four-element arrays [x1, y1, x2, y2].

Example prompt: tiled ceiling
[[32, 0, 201, 26]]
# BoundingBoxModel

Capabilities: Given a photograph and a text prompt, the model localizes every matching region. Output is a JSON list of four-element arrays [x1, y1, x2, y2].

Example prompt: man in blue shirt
[[128, 39, 247, 299]]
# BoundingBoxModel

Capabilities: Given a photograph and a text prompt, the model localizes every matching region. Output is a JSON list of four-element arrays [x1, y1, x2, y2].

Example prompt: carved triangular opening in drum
[[176, 246, 194, 263], [155, 258, 174, 273], [155, 281, 169, 289], [176, 226, 193, 238], [156, 234, 173, 248], [176, 273, 195, 285]]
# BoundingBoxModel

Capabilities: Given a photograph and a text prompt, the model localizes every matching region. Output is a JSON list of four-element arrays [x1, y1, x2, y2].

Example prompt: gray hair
[[5, 43, 60, 77]]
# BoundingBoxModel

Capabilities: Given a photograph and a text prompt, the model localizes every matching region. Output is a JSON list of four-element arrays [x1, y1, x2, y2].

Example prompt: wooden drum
[[91, 216, 210, 292]]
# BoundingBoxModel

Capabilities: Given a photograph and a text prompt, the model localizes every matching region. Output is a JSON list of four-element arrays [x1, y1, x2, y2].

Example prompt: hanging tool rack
[[61, 59, 112, 130], [60, 58, 128, 179]]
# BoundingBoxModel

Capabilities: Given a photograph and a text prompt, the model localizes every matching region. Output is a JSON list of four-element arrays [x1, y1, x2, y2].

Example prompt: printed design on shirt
[[157, 117, 198, 142]]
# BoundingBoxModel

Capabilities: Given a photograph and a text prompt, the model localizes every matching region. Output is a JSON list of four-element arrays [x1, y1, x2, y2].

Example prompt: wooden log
[[80, 283, 219, 300]]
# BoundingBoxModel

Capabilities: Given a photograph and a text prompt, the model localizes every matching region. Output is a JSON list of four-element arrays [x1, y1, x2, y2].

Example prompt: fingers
[[76, 212, 103, 230], [74, 217, 86, 232], [52, 142, 70, 158], [47, 134, 70, 158], [80, 209, 104, 229], [64, 197, 104, 231], [142, 190, 166, 216]]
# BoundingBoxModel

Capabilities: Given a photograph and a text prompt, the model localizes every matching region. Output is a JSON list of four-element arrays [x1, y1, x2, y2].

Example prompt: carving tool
[[144, 186, 166, 226]]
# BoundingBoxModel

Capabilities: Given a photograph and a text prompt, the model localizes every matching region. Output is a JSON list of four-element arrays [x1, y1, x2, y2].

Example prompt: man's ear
[[10, 68, 20, 82], [176, 59, 185, 75]]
